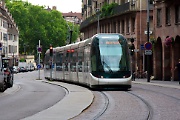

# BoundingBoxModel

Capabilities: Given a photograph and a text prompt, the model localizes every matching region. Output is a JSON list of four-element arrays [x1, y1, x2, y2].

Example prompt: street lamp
[[96, 8, 100, 33]]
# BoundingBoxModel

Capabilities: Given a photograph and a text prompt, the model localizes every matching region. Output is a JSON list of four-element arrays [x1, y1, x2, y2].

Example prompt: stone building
[[62, 11, 82, 42], [0, 0, 19, 66], [80, 0, 180, 81], [80, 0, 154, 79], [62, 11, 82, 24], [153, 0, 180, 80]]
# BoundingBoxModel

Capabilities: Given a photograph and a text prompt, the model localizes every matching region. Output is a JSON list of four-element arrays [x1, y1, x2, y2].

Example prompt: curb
[[133, 81, 180, 89]]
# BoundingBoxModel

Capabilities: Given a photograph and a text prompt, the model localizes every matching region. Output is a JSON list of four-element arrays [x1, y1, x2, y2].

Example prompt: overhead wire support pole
[[96, 8, 100, 33], [38, 40, 41, 80], [147, 0, 150, 82]]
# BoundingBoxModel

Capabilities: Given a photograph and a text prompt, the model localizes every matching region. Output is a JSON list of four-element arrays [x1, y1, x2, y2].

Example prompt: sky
[[22, 0, 82, 13]]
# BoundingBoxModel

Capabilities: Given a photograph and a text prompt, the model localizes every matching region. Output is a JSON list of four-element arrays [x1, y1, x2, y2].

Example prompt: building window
[[126, 19, 130, 34], [3, 33, 7, 40], [122, 20, 124, 34], [0, 32, 1, 40], [157, 9, 162, 27], [165, 7, 171, 25], [150, 0, 153, 4], [118, 21, 120, 33], [175, 5, 180, 24], [108, 23, 110, 33], [131, 18, 135, 33], [113, 22, 116, 33], [3, 20, 8, 29]]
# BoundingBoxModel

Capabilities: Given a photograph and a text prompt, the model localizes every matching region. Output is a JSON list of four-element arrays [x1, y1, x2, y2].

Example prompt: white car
[[13, 66, 19, 73]]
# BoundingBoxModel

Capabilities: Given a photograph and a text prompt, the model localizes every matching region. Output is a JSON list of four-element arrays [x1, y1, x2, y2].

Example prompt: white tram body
[[44, 33, 132, 89]]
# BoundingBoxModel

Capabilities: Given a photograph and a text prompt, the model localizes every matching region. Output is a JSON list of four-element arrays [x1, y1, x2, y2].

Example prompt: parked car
[[13, 66, 19, 73], [19, 67, 28, 72], [0, 69, 5, 92], [27, 63, 35, 71]]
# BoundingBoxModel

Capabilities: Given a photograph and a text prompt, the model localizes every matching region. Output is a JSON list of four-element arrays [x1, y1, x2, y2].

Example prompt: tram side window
[[64, 52, 69, 71], [91, 46, 97, 72], [70, 50, 77, 72], [56, 53, 63, 71], [84, 45, 90, 72], [120, 44, 130, 71], [44, 54, 50, 69], [78, 49, 84, 72], [91, 38, 102, 72]]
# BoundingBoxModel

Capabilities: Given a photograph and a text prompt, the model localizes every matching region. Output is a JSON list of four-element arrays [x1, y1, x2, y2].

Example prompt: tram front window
[[100, 46, 125, 72], [91, 36, 131, 78]]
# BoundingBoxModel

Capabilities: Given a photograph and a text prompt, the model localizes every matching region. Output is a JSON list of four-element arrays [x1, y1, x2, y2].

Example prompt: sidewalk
[[133, 78, 180, 89], [23, 80, 94, 120]]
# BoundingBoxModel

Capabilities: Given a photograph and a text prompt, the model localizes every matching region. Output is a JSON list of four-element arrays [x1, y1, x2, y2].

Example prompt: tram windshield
[[100, 46, 123, 72], [91, 34, 130, 78]]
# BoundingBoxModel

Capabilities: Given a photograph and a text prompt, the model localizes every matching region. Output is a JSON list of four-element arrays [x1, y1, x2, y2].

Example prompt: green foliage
[[101, 2, 118, 18], [19, 58, 26, 62], [5, 0, 80, 59]]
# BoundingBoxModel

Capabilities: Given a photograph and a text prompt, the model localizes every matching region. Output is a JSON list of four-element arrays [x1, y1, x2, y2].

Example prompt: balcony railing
[[80, 2, 138, 31]]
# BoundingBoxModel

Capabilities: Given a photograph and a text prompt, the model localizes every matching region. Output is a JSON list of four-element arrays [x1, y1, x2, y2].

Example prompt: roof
[[62, 11, 82, 19]]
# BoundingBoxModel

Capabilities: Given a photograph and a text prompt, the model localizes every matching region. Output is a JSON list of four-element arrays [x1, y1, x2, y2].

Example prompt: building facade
[[80, 0, 180, 81], [153, 0, 180, 80], [80, 0, 154, 79], [62, 11, 82, 42], [0, 0, 19, 66]]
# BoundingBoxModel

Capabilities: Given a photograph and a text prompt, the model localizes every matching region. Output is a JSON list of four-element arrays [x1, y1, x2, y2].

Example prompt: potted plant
[[164, 37, 174, 47]]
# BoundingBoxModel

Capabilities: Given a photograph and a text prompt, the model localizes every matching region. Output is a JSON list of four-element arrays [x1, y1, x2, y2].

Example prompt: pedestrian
[[132, 71, 136, 81], [174, 59, 180, 84]]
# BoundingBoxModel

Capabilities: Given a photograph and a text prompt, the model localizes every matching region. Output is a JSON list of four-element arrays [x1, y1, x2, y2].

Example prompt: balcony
[[80, 2, 138, 31]]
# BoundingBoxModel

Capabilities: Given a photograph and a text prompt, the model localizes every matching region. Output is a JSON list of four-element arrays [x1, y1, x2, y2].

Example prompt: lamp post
[[12, 40, 14, 66], [96, 8, 100, 33], [146, 0, 151, 82], [65, 16, 77, 44], [37, 40, 42, 80]]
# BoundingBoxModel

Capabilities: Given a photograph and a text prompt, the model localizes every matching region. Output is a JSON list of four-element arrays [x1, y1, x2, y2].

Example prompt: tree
[[5, 0, 80, 60]]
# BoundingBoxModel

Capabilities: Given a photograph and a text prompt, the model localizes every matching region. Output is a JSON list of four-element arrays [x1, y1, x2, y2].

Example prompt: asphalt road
[[0, 71, 66, 120]]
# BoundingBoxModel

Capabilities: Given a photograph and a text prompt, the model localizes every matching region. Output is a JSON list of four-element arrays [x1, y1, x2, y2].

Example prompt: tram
[[44, 33, 132, 90]]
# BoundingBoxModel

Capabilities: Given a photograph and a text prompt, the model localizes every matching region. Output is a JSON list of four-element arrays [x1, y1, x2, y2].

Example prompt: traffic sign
[[37, 64, 41, 69], [145, 50, 152, 55], [144, 42, 152, 50], [38, 47, 42, 53], [134, 49, 139, 52], [140, 44, 145, 50]]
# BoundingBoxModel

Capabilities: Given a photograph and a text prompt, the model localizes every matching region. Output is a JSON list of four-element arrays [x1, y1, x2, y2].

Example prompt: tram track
[[72, 83, 180, 120], [133, 86, 180, 101], [126, 85, 180, 120], [127, 91, 154, 120], [92, 91, 109, 120]]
